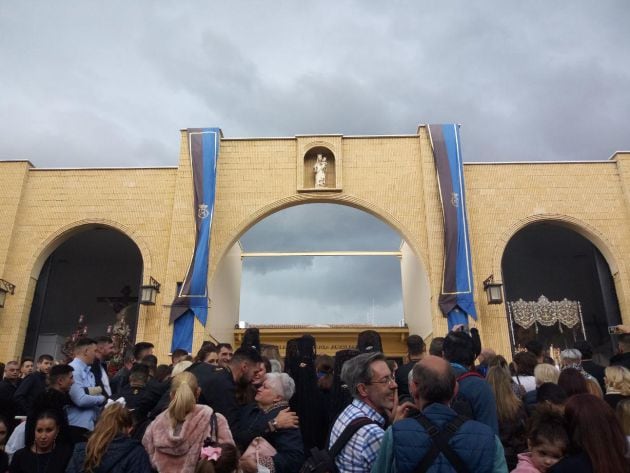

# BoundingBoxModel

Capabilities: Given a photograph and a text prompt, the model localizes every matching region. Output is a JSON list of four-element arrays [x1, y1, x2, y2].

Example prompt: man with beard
[[14, 354, 53, 415], [194, 346, 262, 427], [91, 335, 114, 397]]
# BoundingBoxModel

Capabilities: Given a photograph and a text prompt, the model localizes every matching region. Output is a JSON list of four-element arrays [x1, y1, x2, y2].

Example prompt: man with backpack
[[442, 330, 499, 435], [372, 356, 507, 473], [326, 352, 411, 473]]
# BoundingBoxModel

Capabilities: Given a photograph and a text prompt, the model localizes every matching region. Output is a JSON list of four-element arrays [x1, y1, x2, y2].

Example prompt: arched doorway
[[206, 203, 431, 353], [22, 226, 143, 360], [502, 222, 621, 358]]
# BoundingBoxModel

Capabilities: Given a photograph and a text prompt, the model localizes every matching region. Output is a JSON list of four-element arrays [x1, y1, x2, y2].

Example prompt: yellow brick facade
[[1, 127, 629, 362]]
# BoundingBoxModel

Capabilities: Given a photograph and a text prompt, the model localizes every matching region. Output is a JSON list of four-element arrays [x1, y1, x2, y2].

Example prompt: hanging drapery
[[507, 295, 586, 338], [427, 124, 477, 330], [170, 128, 221, 352]]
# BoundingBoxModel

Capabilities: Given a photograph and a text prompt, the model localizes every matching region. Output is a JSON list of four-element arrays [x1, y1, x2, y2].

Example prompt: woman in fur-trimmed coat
[[142, 372, 234, 473]]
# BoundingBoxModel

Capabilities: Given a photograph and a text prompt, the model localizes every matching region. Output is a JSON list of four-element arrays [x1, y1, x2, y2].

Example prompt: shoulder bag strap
[[413, 414, 470, 473], [329, 417, 376, 458]]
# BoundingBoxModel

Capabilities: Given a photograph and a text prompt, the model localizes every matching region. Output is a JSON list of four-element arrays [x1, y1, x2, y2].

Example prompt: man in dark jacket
[[396, 335, 426, 403], [372, 356, 507, 473], [0, 360, 21, 432], [13, 353, 53, 415], [118, 363, 149, 411], [90, 335, 114, 397], [195, 347, 262, 427], [442, 331, 499, 435]]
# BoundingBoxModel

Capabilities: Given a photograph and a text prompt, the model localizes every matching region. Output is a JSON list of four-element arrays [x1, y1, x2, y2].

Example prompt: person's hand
[[391, 401, 415, 423], [615, 324, 630, 334], [274, 407, 299, 429], [239, 453, 258, 473]]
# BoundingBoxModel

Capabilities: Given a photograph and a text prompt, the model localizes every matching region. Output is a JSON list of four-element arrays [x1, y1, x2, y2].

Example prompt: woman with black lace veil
[[284, 335, 328, 451]]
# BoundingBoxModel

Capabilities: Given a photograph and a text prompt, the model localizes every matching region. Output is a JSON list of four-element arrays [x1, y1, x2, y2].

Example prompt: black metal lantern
[[140, 276, 160, 305], [483, 275, 503, 304], [0, 279, 16, 308]]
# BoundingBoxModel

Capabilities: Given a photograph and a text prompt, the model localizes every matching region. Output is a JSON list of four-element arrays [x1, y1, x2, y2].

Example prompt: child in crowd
[[195, 443, 240, 473], [512, 409, 568, 473]]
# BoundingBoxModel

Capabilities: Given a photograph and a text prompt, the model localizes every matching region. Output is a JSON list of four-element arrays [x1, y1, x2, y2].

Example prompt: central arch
[[206, 201, 431, 351]]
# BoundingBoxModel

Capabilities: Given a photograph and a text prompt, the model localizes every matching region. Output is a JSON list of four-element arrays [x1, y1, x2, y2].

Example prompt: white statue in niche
[[313, 154, 327, 188]]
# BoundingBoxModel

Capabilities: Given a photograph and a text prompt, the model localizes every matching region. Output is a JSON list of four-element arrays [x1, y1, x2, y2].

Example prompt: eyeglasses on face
[[365, 375, 396, 386]]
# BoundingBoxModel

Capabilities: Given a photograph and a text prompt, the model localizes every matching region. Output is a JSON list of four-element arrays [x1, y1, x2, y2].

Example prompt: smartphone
[[608, 325, 621, 334]]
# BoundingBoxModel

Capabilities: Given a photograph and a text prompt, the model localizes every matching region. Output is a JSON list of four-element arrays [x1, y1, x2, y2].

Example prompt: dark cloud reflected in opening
[[239, 204, 405, 325], [240, 256, 404, 326], [240, 203, 402, 252]]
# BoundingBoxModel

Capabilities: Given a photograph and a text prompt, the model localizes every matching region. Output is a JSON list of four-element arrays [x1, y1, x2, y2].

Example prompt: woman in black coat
[[234, 373, 304, 473], [65, 403, 152, 473]]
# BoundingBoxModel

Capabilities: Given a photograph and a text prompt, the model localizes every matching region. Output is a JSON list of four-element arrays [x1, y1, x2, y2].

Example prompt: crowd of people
[[0, 325, 628, 473]]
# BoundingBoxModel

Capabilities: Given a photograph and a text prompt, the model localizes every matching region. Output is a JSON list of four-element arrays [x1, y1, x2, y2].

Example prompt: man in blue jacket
[[442, 330, 499, 435], [372, 356, 507, 473]]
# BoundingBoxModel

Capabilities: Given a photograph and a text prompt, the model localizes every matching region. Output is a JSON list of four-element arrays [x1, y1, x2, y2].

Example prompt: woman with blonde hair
[[486, 365, 528, 470], [604, 365, 630, 409], [143, 371, 234, 473], [66, 403, 152, 473], [524, 363, 560, 412]]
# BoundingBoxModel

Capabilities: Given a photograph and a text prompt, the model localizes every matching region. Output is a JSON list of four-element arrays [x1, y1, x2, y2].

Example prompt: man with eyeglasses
[[328, 352, 412, 473]]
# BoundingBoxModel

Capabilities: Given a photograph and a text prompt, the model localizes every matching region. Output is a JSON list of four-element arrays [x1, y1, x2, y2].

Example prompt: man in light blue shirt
[[68, 337, 106, 442]]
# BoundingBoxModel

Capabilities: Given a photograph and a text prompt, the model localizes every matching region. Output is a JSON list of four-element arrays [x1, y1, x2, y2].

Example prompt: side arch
[[492, 214, 624, 278], [492, 213, 629, 326], [29, 218, 152, 281]]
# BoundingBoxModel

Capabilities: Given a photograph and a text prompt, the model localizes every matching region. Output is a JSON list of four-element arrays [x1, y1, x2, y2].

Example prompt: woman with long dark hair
[[66, 403, 152, 473], [549, 394, 629, 473], [557, 368, 588, 398], [9, 410, 72, 473]]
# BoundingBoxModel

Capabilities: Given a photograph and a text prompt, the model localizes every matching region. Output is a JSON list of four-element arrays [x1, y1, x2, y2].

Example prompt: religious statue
[[61, 314, 88, 362], [313, 154, 327, 188], [107, 307, 133, 376]]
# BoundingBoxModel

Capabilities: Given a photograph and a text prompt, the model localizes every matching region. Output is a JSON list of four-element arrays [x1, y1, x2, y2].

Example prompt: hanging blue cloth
[[428, 124, 477, 330], [169, 128, 221, 352]]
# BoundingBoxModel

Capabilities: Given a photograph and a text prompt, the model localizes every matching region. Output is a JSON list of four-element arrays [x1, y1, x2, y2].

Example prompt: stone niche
[[297, 137, 342, 192]]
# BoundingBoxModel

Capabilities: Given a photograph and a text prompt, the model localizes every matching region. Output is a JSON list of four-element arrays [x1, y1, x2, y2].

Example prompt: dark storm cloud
[[2, 1, 627, 167]]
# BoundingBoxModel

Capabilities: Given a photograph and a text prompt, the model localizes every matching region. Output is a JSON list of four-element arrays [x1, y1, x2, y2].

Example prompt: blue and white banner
[[170, 128, 221, 352], [428, 124, 477, 330]]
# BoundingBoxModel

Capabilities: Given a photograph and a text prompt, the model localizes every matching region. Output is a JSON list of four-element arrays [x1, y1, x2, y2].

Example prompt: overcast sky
[[2, 1, 629, 326]]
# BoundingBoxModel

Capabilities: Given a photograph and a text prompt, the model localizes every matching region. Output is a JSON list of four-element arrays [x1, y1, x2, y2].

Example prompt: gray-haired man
[[328, 352, 412, 473]]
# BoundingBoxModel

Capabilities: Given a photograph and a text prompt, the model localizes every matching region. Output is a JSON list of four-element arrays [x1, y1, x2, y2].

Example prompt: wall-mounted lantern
[[0, 279, 16, 308], [483, 275, 504, 304], [140, 277, 160, 305]]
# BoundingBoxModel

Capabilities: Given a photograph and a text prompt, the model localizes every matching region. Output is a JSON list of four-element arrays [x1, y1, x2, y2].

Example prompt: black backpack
[[412, 413, 470, 473], [300, 417, 375, 473]]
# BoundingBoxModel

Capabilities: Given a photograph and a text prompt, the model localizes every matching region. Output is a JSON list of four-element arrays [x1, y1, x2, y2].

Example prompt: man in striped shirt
[[329, 352, 410, 473]]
